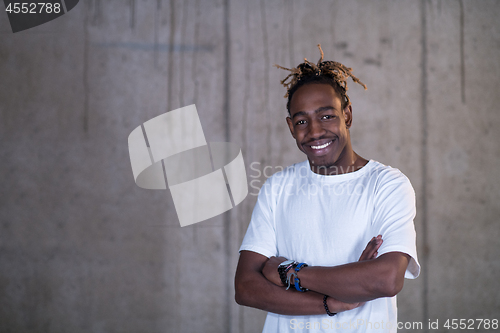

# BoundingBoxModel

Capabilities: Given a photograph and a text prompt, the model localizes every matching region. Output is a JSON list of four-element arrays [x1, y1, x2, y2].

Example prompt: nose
[[308, 118, 326, 139]]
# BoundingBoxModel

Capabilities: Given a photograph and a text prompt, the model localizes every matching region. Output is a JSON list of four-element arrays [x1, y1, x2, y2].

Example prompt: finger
[[359, 247, 371, 261], [344, 302, 360, 311], [359, 248, 370, 261], [374, 238, 383, 251], [359, 237, 380, 261], [364, 237, 379, 254], [328, 297, 360, 313], [366, 237, 378, 251]]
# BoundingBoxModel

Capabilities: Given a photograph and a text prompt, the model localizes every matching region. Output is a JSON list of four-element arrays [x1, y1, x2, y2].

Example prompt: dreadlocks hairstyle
[[275, 44, 367, 113]]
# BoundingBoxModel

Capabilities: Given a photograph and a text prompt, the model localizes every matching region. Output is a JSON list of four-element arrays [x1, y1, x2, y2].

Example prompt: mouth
[[303, 139, 335, 156], [310, 141, 332, 150]]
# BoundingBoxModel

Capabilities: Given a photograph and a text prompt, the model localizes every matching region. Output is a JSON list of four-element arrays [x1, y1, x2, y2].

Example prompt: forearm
[[298, 252, 409, 303], [235, 251, 358, 315], [235, 275, 328, 315]]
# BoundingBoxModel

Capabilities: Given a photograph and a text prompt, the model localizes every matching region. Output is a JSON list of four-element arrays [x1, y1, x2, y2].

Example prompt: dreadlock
[[275, 44, 367, 113]]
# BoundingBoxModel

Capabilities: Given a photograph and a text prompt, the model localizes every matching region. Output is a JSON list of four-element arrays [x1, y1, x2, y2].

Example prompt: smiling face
[[286, 83, 357, 175]]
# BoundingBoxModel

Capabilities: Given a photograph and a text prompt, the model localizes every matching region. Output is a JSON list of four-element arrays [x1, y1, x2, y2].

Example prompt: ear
[[286, 116, 296, 139], [343, 105, 353, 128]]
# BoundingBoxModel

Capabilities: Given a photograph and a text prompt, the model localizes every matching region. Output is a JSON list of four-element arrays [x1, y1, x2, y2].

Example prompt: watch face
[[279, 260, 295, 267]]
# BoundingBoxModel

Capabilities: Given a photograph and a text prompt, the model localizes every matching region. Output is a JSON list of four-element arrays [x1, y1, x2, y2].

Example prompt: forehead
[[289, 83, 342, 115]]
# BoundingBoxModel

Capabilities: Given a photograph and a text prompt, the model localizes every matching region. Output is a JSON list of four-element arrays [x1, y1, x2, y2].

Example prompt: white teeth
[[311, 141, 332, 150]]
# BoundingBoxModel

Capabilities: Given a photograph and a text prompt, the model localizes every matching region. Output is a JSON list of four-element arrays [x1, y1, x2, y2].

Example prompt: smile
[[310, 141, 332, 150]]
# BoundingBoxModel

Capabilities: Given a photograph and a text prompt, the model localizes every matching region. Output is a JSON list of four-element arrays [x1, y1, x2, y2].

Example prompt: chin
[[310, 153, 339, 165], [309, 158, 333, 167]]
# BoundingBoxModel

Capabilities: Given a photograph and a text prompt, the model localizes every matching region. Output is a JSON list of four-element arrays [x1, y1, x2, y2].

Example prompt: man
[[235, 45, 420, 332]]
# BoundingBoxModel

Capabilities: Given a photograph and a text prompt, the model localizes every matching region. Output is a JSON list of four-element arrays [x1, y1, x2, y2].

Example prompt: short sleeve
[[239, 178, 278, 258], [372, 172, 420, 279]]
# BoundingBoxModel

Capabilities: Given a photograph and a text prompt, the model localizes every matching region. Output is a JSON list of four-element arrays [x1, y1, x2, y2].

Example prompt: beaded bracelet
[[323, 295, 337, 316]]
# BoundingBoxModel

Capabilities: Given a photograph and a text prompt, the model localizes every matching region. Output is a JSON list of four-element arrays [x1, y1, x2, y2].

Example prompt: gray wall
[[1, 0, 499, 332]]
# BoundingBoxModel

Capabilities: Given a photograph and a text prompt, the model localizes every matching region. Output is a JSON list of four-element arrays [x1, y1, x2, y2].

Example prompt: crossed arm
[[234, 236, 410, 316]]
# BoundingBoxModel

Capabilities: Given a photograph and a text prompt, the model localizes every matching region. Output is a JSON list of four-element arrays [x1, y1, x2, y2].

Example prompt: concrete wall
[[0, 0, 498, 332]]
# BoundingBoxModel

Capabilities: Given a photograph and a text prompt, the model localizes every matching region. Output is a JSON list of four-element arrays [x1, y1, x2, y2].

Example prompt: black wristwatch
[[278, 260, 296, 286]]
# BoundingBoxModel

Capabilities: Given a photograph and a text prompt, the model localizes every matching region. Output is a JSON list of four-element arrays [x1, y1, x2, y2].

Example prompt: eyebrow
[[291, 106, 335, 119]]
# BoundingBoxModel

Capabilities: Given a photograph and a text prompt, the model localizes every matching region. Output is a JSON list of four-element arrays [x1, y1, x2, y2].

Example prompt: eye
[[295, 120, 306, 126], [322, 115, 335, 120]]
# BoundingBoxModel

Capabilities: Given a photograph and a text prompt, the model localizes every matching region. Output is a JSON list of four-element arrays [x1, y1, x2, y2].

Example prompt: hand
[[323, 237, 381, 313], [358, 235, 383, 261], [262, 256, 288, 286], [327, 296, 364, 313]]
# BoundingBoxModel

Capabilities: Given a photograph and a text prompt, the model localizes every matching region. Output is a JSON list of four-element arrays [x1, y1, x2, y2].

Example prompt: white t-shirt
[[239, 160, 420, 333]]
